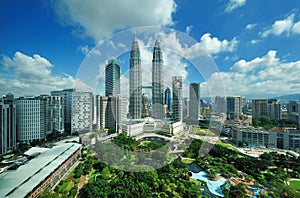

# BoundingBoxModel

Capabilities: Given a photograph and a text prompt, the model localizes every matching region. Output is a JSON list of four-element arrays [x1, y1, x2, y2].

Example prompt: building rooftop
[[0, 143, 81, 198]]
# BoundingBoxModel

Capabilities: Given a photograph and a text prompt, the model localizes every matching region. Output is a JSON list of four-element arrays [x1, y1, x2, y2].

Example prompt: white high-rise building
[[51, 89, 76, 132], [16, 97, 46, 142], [96, 95, 126, 132], [46, 96, 64, 134], [71, 92, 93, 134], [0, 94, 16, 155]]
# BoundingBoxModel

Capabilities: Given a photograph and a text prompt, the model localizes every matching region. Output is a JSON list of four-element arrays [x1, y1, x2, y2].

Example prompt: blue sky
[[1, 0, 300, 98]]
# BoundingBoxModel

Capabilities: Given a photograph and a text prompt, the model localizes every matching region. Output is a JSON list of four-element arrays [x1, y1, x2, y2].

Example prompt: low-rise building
[[232, 126, 277, 148], [0, 143, 81, 198], [232, 126, 300, 150], [122, 121, 144, 136]]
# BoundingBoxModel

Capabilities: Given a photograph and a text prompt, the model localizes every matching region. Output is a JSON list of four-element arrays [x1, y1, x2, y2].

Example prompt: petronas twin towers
[[129, 36, 164, 119]]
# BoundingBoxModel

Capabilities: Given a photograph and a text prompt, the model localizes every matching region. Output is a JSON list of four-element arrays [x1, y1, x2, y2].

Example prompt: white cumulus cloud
[[200, 33, 239, 54], [246, 23, 256, 30], [260, 13, 300, 38], [49, 0, 176, 42], [0, 52, 91, 97], [261, 14, 295, 37], [202, 50, 300, 97], [225, 0, 246, 13]]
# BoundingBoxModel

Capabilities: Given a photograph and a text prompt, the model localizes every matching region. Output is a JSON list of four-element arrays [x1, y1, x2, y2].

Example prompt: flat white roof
[[24, 147, 50, 156], [0, 143, 81, 198]]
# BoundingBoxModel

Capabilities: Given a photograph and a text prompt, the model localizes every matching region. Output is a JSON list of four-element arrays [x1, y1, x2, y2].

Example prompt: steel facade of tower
[[105, 59, 120, 97], [152, 39, 164, 119], [129, 37, 142, 119], [0, 94, 16, 156], [164, 87, 171, 113], [189, 83, 200, 119], [172, 76, 183, 122]]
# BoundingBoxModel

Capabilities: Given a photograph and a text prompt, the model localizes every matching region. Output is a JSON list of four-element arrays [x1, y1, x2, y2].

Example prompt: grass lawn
[[192, 128, 215, 136], [58, 180, 74, 193], [217, 142, 240, 153], [182, 158, 195, 164], [290, 180, 300, 191]]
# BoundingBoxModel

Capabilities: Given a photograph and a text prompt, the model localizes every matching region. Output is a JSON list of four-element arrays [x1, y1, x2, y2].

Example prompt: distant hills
[[274, 94, 300, 103]]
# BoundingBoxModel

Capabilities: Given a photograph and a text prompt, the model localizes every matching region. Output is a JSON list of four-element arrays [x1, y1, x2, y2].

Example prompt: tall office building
[[105, 59, 120, 97], [287, 101, 299, 114], [189, 82, 200, 119], [51, 89, 76, 132], [71, 92, 93, 134], [129, 36, 142, 119], [96, 95, 126, 132], [164, 87, 171, 113], [46, 96, 64, 134], [142, 93, 149, 118], [267, 99, 282, 120], [0, 94, 16, 155], [182, 98, 189, 118], [16, 97, 46, 142], [227, 96, 241, 120], [172, 76, 183, 122], [226, 96, 246, 120], [252, 99, 268, 120], [287, 101, 299, 123], [152, 38, 164, 119], [241, 96, 247, 114]]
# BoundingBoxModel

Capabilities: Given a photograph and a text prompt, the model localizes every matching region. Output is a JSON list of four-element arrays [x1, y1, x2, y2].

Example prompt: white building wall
[[71, 92, 93, 134], [16, 99, 43, 141]]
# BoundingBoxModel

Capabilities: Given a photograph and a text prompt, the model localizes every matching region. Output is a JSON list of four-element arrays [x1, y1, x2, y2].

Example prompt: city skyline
[[1, 1, 300, 98]]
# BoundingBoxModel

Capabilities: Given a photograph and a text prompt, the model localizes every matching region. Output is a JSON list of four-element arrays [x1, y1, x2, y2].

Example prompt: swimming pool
[[249, 186, 261, 198], [191, 171, 226, 197]]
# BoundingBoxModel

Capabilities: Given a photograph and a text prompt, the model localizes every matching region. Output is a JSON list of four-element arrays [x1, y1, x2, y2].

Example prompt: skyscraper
[[182, 97, 189, 118], [152, 38, 164, 119], [105, 59, 120, 97], [172, 76, 183, 122], [267, 99, 282, 120], [226, 96, 246, 120], [0, 94, 16, 156], [252, 99, 268, 120], [129, 36, 142, 119], [189, 82, 200, 119], [227, 96, 241, 120], [164, 87, 171, 113]]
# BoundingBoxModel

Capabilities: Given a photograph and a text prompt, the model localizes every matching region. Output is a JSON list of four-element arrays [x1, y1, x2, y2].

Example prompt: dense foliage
[[79, 159, 201, 198], [183, 139, 300, 197], [77, 134, 200, 197], [41, 134, 300, 198], [253, 116, 298, 129]]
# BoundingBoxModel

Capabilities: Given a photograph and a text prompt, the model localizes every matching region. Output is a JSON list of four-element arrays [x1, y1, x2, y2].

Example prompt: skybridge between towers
[[142, 85, 152, 89]]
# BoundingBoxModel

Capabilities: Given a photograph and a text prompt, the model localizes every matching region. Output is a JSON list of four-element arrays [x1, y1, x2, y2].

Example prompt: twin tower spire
[[129, 36, 164, 119]]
